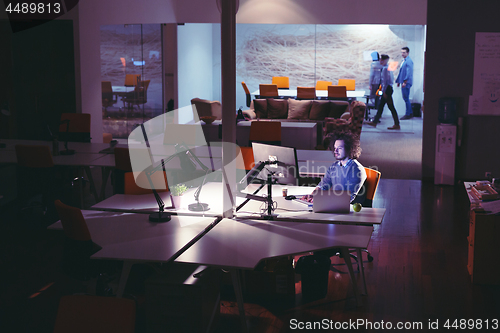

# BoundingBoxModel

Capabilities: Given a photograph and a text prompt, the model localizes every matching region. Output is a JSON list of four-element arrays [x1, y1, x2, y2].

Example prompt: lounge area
[[1, 1, 500, 332]]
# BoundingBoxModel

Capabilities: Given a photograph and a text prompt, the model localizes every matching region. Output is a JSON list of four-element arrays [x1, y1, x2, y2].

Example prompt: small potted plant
[[170, 184, 188, 209]]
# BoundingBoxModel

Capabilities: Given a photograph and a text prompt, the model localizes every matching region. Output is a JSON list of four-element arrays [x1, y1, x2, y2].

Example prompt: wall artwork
[[236, 25, 410, 90]]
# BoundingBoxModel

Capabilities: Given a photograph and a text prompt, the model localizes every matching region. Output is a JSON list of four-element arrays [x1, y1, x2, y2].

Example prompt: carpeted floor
[[358, 112, 423, 180]]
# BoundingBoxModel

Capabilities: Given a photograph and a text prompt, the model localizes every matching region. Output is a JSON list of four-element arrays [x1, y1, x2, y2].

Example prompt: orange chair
[[249, 121, 281, 146], [112, 147, 133, 194], [296, 87, 316, 100], [54, 200, 103, 278], [54, 295, 136, 333], [328, 85, 348, 99], [237, 146, 255, 171], [272, 76, 290, 89], [124, 74, 141, 87], [124, 171, 169, 195], [315, 80, 333, 91], [59, 113, 91, 143], [241, 81, 252, 107], [338, 79, 356, 91], [102, 133, 113, 144], [363, 167, 381, 208], [259, 84, 279, 98]]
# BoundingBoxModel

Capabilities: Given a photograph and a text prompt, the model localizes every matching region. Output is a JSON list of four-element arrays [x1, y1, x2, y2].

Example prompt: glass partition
[[100, 24, 163, 138]]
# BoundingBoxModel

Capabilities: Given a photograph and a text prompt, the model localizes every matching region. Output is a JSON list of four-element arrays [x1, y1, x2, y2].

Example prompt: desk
[[92, 182, 246, 217], [251, 89, 366, 99], [237, 184, 386, 225], [176, 218, 373, 306], [464, 182, 500, 285], [49, 211, 219, 297], [112, 85, 134, 96], [0, 140, 121, 204]]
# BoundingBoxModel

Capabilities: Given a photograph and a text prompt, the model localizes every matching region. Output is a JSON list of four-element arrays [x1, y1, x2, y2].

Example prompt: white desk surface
[[112, 86, 134, 94], [251, 89, 366, 99], [238, 184, 385, 225], [92, 182, 246, 217], [176, 218, 373, 270], [49, 211, 217, 263]]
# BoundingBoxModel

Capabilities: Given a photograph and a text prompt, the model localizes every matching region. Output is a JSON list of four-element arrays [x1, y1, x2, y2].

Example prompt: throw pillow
[[287, 99, 312, 120], [328, 101, 350, 119], [253, 99, 268, 119], [309, 101, 331, 120], [267, 99, 288, 119]]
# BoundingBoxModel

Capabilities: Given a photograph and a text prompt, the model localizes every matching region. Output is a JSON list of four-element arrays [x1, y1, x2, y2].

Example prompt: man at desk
[[303, 131, 367, 204]]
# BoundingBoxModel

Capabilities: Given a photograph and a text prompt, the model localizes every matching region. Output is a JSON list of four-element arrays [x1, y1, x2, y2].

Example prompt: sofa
[[242, 98, 352, 147], [242, 98, 350, 122]]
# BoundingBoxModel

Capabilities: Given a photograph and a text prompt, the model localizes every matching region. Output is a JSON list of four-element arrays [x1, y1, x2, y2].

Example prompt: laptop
[[311, 189, 351, 213]]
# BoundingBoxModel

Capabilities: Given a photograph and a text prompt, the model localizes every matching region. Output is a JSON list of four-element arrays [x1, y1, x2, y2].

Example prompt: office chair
[[272, 76, 290, 89], [54, 199, 103, 279], [350, 167, 381, 263], [249, 121, 281, 146], [327, 85, 348, 99], [241, 81, 252, 108], [296, 87, 316, 100], [15, 144, 57, 223], [237, 146, 255, 171], [314, 167, 380, 269], [258, 84, 279, 98], [338, 79, 356, 91], [112, 147, 133, 194], [53, 295, 136, 333], [315, 80, 333, 91], [101, 81, 117, 117], [59, 113, 91, 143], [123, 171, 169, 195], [123, 80, 150, 111], [124, 73, 141, 87]]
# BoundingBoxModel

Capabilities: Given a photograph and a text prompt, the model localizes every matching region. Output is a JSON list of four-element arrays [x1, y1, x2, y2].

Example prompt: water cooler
[[434, 124, 457, 185], [434, 98, 458, 185]]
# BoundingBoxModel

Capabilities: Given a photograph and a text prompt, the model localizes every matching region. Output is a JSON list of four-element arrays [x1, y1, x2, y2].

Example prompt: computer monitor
[[251, 142, 298, 186]]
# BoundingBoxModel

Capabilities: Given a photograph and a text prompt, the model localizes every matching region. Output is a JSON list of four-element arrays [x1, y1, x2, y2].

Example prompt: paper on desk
[[480, 199, 500, 215]]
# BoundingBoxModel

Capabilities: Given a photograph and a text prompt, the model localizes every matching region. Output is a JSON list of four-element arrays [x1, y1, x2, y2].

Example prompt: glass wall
[[100, 24, 163, 138], [177, 24, 425, 112]]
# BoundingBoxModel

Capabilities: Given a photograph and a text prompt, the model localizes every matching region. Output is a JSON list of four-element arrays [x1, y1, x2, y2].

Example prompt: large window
[[100, 24, 163, 138]]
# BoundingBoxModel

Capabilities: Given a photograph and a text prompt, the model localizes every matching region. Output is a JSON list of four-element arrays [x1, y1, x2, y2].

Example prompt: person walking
[[396, 46, 414, 120], [365, 54, 400, 130]]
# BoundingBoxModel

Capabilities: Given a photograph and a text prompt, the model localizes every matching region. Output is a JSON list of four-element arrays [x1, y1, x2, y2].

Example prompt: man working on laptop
[[303, 131, 367, 204]]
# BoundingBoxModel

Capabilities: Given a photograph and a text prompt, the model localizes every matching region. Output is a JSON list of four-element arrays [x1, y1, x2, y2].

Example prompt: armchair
[[323, 100, 366, 144], [190, 98, 222, 120]]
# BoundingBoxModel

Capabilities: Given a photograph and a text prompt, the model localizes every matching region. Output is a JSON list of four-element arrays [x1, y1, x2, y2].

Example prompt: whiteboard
[[470, 32, 500, 115]]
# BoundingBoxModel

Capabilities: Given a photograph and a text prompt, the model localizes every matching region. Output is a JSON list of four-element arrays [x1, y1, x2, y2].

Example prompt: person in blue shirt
[[366, 54, 400, 130], [303, 131, 367, 204], [396, 46, 414, 120]]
